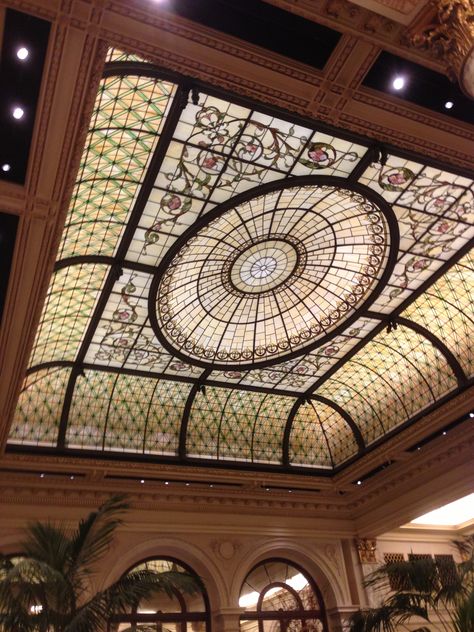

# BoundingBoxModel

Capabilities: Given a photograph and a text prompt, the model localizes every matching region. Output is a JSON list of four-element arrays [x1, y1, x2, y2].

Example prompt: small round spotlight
[[1, 164, 11, 172], [13, 107, 24, 120], [140, 479, 145, 484], [357, 480, 362, 486], [16, 47, 29, 61], [469, 412, 474, 418], [392, 76, 405, 91], [444, 101, 454, 110]]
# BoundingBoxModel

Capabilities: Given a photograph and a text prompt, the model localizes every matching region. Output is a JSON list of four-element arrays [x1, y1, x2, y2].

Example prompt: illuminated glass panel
[[318, 325, 457, 445], [14, 57, 474, 471], [403, 255, 474, 376], [10, 367, 71, 447], [66, 370, 117, 450], [290, 401, 359, 467], [59, 74, 176, 258], [145, 380, 192, 455], [218, 390, 265, 461], [29, 264, 108, 367], [253, 394, 294, 463], [187, 387, 228, 459], [155, 184, 391, 367]]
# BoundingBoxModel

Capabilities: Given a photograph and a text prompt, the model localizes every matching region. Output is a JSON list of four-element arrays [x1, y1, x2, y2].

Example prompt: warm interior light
[[239, 573, 308, 608], [410, 493, 474, 526], [17, 47, 29, 60], [13, 106, 24, 120], [444, 101, 454, 110], [30, 605, 43, 614], [1, 164, 11, 172], [392, 76, 405, 90]]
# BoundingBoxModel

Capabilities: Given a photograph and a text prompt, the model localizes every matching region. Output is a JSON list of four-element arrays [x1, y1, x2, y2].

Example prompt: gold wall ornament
[[355, 538, 378, 563], [409, 0, 474, 98]]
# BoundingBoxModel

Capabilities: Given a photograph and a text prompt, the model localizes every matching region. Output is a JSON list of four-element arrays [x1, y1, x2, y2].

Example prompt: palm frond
[[22, 521, 71, 573], [67, 494, 128, 583]]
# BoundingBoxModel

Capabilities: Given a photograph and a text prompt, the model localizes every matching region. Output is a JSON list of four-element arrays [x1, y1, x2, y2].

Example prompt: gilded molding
[[409, 1, 474, 98], [355, 538, 378, 563]]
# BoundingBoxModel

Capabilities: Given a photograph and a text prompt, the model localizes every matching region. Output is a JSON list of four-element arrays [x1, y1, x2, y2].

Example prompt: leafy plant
[[349, 536, 474, 632], [0, 495, 202, 632]]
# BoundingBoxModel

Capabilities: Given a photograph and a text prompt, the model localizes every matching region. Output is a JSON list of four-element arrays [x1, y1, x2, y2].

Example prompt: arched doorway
[[109, 557, 210, 632], [239, 559, 327, 632]]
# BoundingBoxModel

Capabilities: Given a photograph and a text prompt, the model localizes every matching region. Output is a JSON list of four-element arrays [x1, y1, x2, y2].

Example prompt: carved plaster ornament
[[409, 0, 474, 98], [355, 538, 378, 563]]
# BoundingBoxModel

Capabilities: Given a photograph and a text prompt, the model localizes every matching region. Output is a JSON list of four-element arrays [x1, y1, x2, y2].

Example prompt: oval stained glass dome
[[152, 181, 394, 369]]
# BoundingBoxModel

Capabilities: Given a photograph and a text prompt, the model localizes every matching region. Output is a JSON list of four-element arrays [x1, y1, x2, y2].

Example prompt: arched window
[[239, 559, 327, 632], [109, 557, 210, 632]]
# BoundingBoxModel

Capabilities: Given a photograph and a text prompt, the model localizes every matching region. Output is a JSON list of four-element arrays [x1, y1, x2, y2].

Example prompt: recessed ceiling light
[[16, 47, 29, 60], [40, 473, 45, 478], [140, 479, 145, 484], [442, 431, 447, 436], [469, 412, 474, 418], [1, 164, 11, 172], [13, 106, 24, 120], [444, 101, 454, 110], [392, 76, 405, 91], [164, 481, 169, 485], [357, 480, 362, 485]]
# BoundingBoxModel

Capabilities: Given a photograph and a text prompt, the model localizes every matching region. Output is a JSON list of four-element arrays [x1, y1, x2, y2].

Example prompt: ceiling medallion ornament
[[151, 179, 395, 369]]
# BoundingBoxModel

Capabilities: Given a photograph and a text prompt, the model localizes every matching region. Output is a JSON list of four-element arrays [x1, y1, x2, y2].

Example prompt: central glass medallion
[[152, 181, 392, 369], [226, 237, 304, 295]]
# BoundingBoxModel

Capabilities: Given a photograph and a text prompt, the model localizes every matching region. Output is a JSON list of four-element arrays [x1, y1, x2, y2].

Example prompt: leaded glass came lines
[[29, 264, 108, 367], [59, 74, 176, 258], [402, 254, 474, 376], [10, 56, 474, 473], [317, 325, 458, 445], [290, 401, 359, 467], [10, 368, 71, 447]]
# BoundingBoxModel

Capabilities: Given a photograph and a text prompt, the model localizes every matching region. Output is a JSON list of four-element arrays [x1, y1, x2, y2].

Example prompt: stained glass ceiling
[[9, 49, 474, 474]]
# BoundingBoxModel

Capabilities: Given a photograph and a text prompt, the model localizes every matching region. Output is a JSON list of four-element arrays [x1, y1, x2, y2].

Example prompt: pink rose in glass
[[115, 310, 130, 321], [434, 197, 446, 208], [203, 156, 218, 169], [308, 148, 328, 163], [245, 143, 258, 154], [167, 195, 181, 210], [436, 221, 450, 233], [388, 172, 406, 185], [413, 259, 429, 270]]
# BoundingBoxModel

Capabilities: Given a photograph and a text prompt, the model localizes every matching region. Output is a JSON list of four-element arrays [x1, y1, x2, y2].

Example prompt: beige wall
[[0, 496, 467, 632]]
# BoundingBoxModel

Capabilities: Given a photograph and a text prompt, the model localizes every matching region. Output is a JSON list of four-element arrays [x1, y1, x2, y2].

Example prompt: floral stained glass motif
[[10, 368, 72, 447]]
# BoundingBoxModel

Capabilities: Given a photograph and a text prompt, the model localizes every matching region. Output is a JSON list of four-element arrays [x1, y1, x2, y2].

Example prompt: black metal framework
[[108, 556, 211, 632], [11, 56, 474, 478], [240, 559, 328, 632]]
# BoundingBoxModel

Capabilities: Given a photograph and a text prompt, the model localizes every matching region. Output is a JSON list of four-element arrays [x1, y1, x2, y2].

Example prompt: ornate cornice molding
[[409, 1, 474, 98]]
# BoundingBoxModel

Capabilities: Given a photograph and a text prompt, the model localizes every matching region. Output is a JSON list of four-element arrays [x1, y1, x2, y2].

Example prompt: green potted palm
[[0, 495, 201, 631], [349, 536, 474, 632]]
